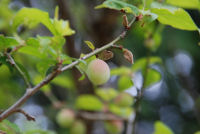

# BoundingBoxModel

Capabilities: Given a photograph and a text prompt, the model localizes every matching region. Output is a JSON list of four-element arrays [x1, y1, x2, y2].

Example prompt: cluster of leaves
[[76, 88, 133, 118], [96, 0, 199, 52], [0, 6, 75, 76], [0, 120, 55, 134], [111, 56, 162, 90]]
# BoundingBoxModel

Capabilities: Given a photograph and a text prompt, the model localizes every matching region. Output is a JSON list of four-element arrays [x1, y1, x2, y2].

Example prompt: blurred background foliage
[[0, 0, 200, 134]]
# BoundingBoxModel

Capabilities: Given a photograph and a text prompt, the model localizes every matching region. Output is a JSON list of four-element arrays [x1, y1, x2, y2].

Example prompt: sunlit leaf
[[154, 121, 174, 134], [95, 0, 140, 15], [132, 56, 162, 72], [151, 8, 198, 31], [118, 75, 133, 91], [53, 19, 75, 36], [194, 131, 200, 134], [0, 120, 21, 134], [26, 37, 40, 46], [144, 69, 161, 88], [111, 66, 132, 76], [151, 2, 178, 12], [76, 95, 103, 111], [0, 35, 18, 51], [166, 0, 200, 9], [23, 129, 56, 134], [13, 8, 57, 35], [95, 88, 118, 101], [109, 104, 133, 118], [36, 59, 55, 76], [33, 75, 50, 92], [52, 75, 75, 89], [18, 45, 45, 59], [84, 40, 95, 50], [141, 10, 158, 24]]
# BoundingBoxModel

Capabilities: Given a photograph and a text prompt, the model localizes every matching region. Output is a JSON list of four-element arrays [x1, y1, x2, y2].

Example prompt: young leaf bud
[[123, 48, 134, 64]]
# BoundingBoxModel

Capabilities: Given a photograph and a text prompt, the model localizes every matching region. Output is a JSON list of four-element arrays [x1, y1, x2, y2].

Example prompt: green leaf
[[145, 69, 161, 88], [0, 55, 14, 72], [13, 8, 57, 35], [151, 8, 198, 31], [151, 2, 178, 12], [52, 19, 75, 36], [23, 129, 56, 134], [132, 57, 162, 72], [76, 95, 103, 111], [52, 75, 75, 89], [166, 0, 200, 9], [84, 41, 95, 50], [144, 24, 164, 52], [52, 7, 75, 36], [95, 88, 118, 101], [141, 10, 158, 24], [18, 45, 45, 59], [194, 131, 200, 134], [26, 37, 40, 46], [36, 59, 55, 76], [154, 121, 174, 134], [95, 0, 140, 15], [118, 75, 134, 91], [22, 36, 67, 62], [111, 66, 132, 76], [0, 120, 21, 134], [109, 104, 133, 118], [16, 62, 31, 82], [33, 75, 50, 92], [0, 35, 18, 51], [60, 54, 72, 64]]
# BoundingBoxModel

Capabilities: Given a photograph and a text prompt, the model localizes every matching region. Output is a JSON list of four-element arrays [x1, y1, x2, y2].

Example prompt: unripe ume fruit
[[114, 93, 133, 107], [86, 59, 110, 85], [56, 109, 75, 128], [70, 120, 86, 134], [105, 120, 124, 134]]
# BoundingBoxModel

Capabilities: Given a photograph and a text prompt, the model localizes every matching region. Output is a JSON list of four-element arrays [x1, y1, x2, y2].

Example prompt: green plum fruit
[[56, 109, 75, 128], [114, 93, 134, 107], [86, 59, 110, 85], [105, 120, 124, 134], [70, 120, 86, 134]]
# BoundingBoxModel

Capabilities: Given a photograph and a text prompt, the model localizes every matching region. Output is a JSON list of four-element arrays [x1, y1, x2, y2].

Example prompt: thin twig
[[111, 44, 124, 50], [79, 111, 128, 121], [13, 109, 35, 121], [0, 130, 6, 134], [0, 16, 136, 122], [0, 109, 35, 121], [132, 51, 151, 134], [4, 53, 31, 88]]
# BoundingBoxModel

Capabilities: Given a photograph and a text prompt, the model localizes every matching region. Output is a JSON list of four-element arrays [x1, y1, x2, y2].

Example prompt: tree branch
[[0, 130, 6, 134], [78, 111, 127, 121], [4, 53, 31, 88], [12, 109, 35, 121], [132, 50, 151, 134], [0, 16, 136, 122]]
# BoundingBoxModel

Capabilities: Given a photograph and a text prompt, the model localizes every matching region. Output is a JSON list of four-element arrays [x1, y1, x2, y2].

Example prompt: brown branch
[[0, 109, 35, 121], [13, 109, 35, 121], [78, 111, 128, 121], [0, 130, 6, 134], [132, 51, 151, 134], [0, 16, 136, 122], [4, 53, 31, 88]]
